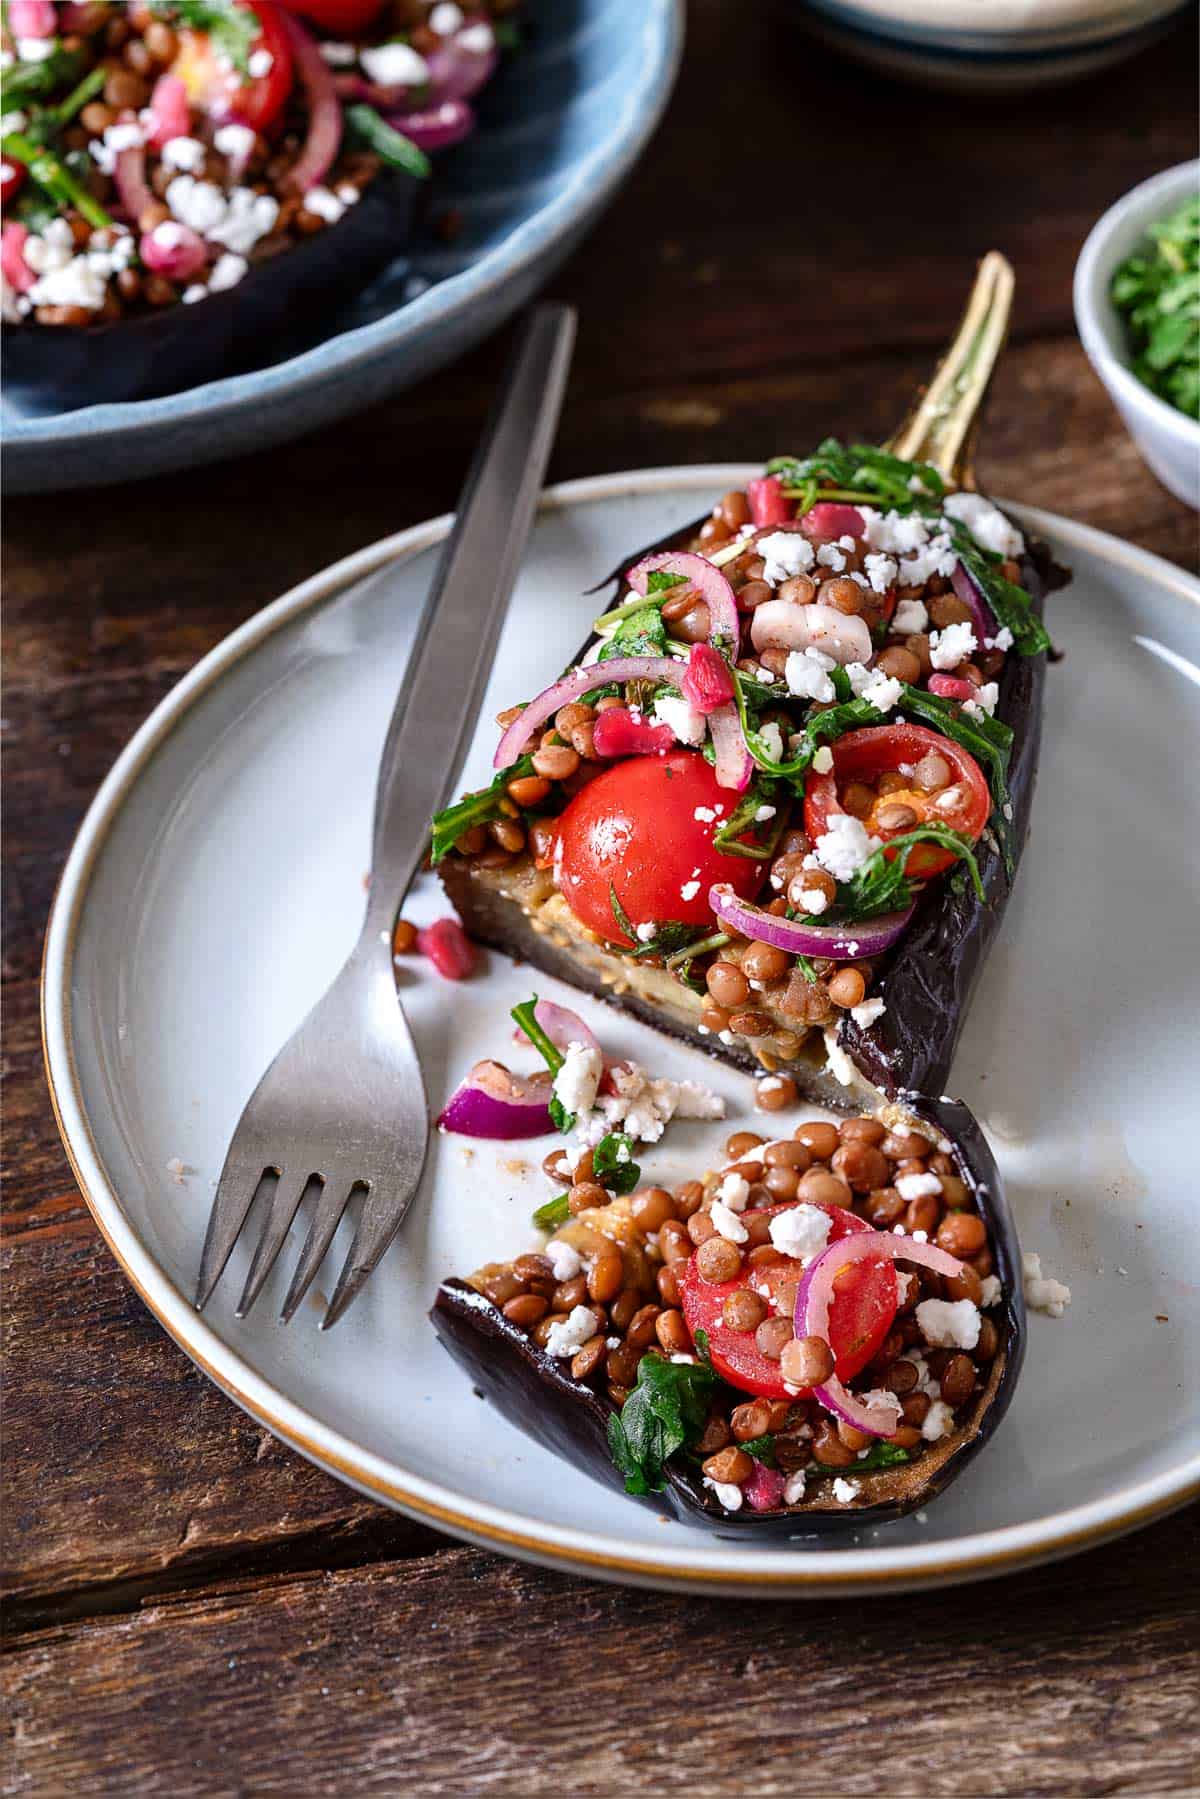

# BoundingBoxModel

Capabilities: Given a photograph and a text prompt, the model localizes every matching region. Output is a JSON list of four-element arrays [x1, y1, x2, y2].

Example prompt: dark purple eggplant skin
[[431, 1094, 1027, 1534], [1, 170, 418, 413]]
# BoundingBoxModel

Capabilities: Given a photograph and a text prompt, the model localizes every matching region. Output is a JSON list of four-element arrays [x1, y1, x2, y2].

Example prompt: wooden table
[[4, 5, 1198, 1791]]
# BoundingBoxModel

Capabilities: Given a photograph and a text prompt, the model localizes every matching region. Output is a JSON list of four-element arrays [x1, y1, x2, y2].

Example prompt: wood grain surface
[[3, 2, 1198, 1792]]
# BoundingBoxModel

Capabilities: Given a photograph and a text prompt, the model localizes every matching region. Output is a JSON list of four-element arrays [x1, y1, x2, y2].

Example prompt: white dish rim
[[41, 464, 1200, 1595]]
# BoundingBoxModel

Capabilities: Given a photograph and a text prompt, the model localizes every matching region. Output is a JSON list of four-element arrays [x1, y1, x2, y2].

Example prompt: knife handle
[[362, 303, 576, 942]]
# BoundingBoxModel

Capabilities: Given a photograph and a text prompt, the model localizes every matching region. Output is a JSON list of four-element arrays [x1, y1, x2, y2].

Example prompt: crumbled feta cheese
[[166, 176, 279, 255], [921, 1399, 956, 1441], [898, 532, 958, 587], [206, 251, 247, 292], [214, 122, 257, 163], [302, 184, 346, 224], [711, 1200, 749, 1243], [679, 879, 701, 903], [27, 253, 107, 311], [891, 597, 928, 634], [895, 1171, 942, 1200], [944, 490, 1024, 559], [784, 647, 837, 704], [831, 1477, 859, 1503], [430, 1, 466, 30], [817, 543, 846, 572], [544, 1305, 598, 1358], [962, 682, 999, 720], [582, 1060, 723, 1146], [859, 670, 903, 713], [783, 1469, 807, 1505], [717, 1172, 750, 1212], [319, 40, 358, 65], [361, 41, 430, 87], [693, 805, 716, 823], [634, 922, 657, 944], [861, 508, 930, 556], [990, 626, 1014, 652], [794, 885, 828, 915], [823, 1029, 857, 1087], [929, 622, 977, 670], [811, 745, 834, 775], [757, 721, 784, 764], [337, 184, 361, 206], [546, 1240, 583, 1282], [814, 813, 881, 882], [769, 1203, 831, 1263], [850, 996, 886, 1029], [1023, 1251, 1071, 1317], [916, 1297, 982, 1351], [181, 283, 207, 304], [161, 135, 207, 173], [457, 21, 495, 52], [653, 692, 706, 746], [552, 1042, 603, 1119], [754, 804, 777, 823], [165, 174, 227, 235], [979, 1274, 1003, 1309], [863, 552, 897, 594], [704, 1476, 744, 1511], [16, 35, 56, 62], [758, 530, 815, 586]]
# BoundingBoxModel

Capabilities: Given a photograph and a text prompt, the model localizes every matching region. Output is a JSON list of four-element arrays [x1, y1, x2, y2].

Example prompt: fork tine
[[195, 1149, 273, 1311], [236, 1171, 314, 1318], [279, 1179, 354, 1323], [321, 1183, 411, 1330]]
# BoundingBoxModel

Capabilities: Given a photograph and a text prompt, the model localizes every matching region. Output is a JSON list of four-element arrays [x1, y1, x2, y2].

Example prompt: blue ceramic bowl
[[2, 0, 683, 494]]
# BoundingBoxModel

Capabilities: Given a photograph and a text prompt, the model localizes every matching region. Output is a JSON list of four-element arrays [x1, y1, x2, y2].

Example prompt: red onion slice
[[796, 1233, 968, 1439], [113, 145, 155, 223], [1, 223, 35, 294], [626, 551, 740, 652], [709, 884, 914, 959], [744, 1460, 787, 1511], [387, 100, 474, 152], [437, 1059, 554, 1139], [493, 656, 683, 769], [425, 24, 498, 104], [513, 998, 599, 1057], [709, 705, 754, 792], [144, 74, 190, 152], [951, 559, 998, 643], [280, 11, 343, 191]]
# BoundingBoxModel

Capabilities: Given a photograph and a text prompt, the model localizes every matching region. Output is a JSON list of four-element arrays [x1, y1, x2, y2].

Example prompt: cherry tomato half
[[804, 722, 989, 882], [680, 1203, 898, 1400], [285, 0, 388, 30], [553, 750, 766, 948], [1, 159, 26, 206], [171, 0, 294, 133]]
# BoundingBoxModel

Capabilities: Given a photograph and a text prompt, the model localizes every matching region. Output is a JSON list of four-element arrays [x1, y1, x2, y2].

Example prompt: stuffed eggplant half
[[434, 1092, 1025, 1530], [0, 1, 514, 408], [436, 255, 1067, 1110]]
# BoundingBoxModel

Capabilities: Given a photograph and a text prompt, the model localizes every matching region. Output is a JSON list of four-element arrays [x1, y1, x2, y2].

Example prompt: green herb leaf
[[591, 1132, 641, 1196], [794, 954, 818, 984], [0, 43, 85, 109], [712, 780, 787, 861], [738, 1434, 777, 1466], [897, 683, 1015, 868], [693, 1328, 711, 1364], [949, 526, 1050, 657], [345, 103, 432, 180], [837, 825, 985, 921], [597, 601, 667, 663], [606, 1352, 717, 1495], [1, 130, 111, 230], [812, 1441, 913, 1474], [645, 569, 689, 593], [1111, 195, 1199, 421], [430, 754, 534, 862], [155, 0, 259, 73], [532, 1192, 571, 1230], [608, 882, 636, 946], [511, 995, 572, 1132]]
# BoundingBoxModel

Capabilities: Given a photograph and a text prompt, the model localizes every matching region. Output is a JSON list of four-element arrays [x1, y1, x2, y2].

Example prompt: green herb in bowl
[[1110, 196, 1200, 421]]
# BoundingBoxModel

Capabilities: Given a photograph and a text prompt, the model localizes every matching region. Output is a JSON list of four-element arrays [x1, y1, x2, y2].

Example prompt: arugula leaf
[[606, 1353, 717, 1495], [510, 996, 575, 1132], [897, 683, 1015, 866], [154, 0, 259, 73], [732, 674, 885, 787], [1111, 195, 1200, 420], [693, 1328, 711, 1364], [794, 954, 818, 984], [837, 826, 984, 921], [812, 1441, 913, 1474], [532, 1192, 571, 1230], [767, 439, 946, 514], [712, 780, 787, 861], [591, 1132, 640, 1195], [738, 1434, 777, 1466], [597, 601, 666, 663], [949, 526, 1050, 657], [345, 103, 432, 179], [663, 928, 729, 968], [1, 131, 111, 230], [646, 569, 689, 593], [627, 920, 708, 962], [430, 754, 535, 862], [608, 882, 636, 946]]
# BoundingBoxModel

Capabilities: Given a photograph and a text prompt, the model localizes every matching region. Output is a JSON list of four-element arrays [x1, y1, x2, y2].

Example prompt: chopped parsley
[[1111, 195, 1200, 420]]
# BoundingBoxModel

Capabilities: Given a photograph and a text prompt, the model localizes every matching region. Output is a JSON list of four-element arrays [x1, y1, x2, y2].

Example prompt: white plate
[[44, 467, 1200, 1596]]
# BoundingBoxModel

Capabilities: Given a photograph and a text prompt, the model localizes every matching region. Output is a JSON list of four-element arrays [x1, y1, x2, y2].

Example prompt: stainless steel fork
[[195, 303, 577, 1330]]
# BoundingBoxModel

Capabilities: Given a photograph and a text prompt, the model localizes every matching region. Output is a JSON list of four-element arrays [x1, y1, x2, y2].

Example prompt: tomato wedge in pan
[[804, 722, 990, 882], [680, 1203, 898, 1400], [171, 0, 294, 133]]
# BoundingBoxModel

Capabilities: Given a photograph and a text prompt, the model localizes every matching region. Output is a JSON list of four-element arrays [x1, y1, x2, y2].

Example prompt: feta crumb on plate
[[1023, 1251, 1072, 1317]]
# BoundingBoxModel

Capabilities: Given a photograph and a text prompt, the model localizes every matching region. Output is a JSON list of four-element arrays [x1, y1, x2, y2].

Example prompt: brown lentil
[[702, 1446, 753, 1485], [755, 1316, 794, 1360], [723, 1288, 768, 1333], [779, 1334, 835, 1388]]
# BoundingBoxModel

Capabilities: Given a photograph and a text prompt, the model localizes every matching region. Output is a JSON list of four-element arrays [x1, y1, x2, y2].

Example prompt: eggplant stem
[[885, 251, 1014, 491]]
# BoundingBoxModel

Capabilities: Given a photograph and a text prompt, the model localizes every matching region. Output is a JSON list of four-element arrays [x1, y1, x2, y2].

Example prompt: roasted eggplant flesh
[[432, 1096, 1026, 1532], [2, 174, 418, 413]]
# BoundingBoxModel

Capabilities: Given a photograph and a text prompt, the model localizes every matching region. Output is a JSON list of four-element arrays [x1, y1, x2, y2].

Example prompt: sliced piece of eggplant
[[432, 1093, 1025, 1531], [2, 170, 418, 413]]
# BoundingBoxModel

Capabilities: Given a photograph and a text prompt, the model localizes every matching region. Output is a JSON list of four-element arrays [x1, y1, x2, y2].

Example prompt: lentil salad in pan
[[0, 0, 518, 402], [428, 255, 1069, 1524]]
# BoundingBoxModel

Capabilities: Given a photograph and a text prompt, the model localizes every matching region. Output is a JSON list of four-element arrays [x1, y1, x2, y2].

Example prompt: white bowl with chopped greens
[[1075, 161, 1200, 511]]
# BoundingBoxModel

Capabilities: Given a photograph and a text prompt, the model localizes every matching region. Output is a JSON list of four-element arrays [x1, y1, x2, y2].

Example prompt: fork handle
[[361, 303, 577, 944]]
